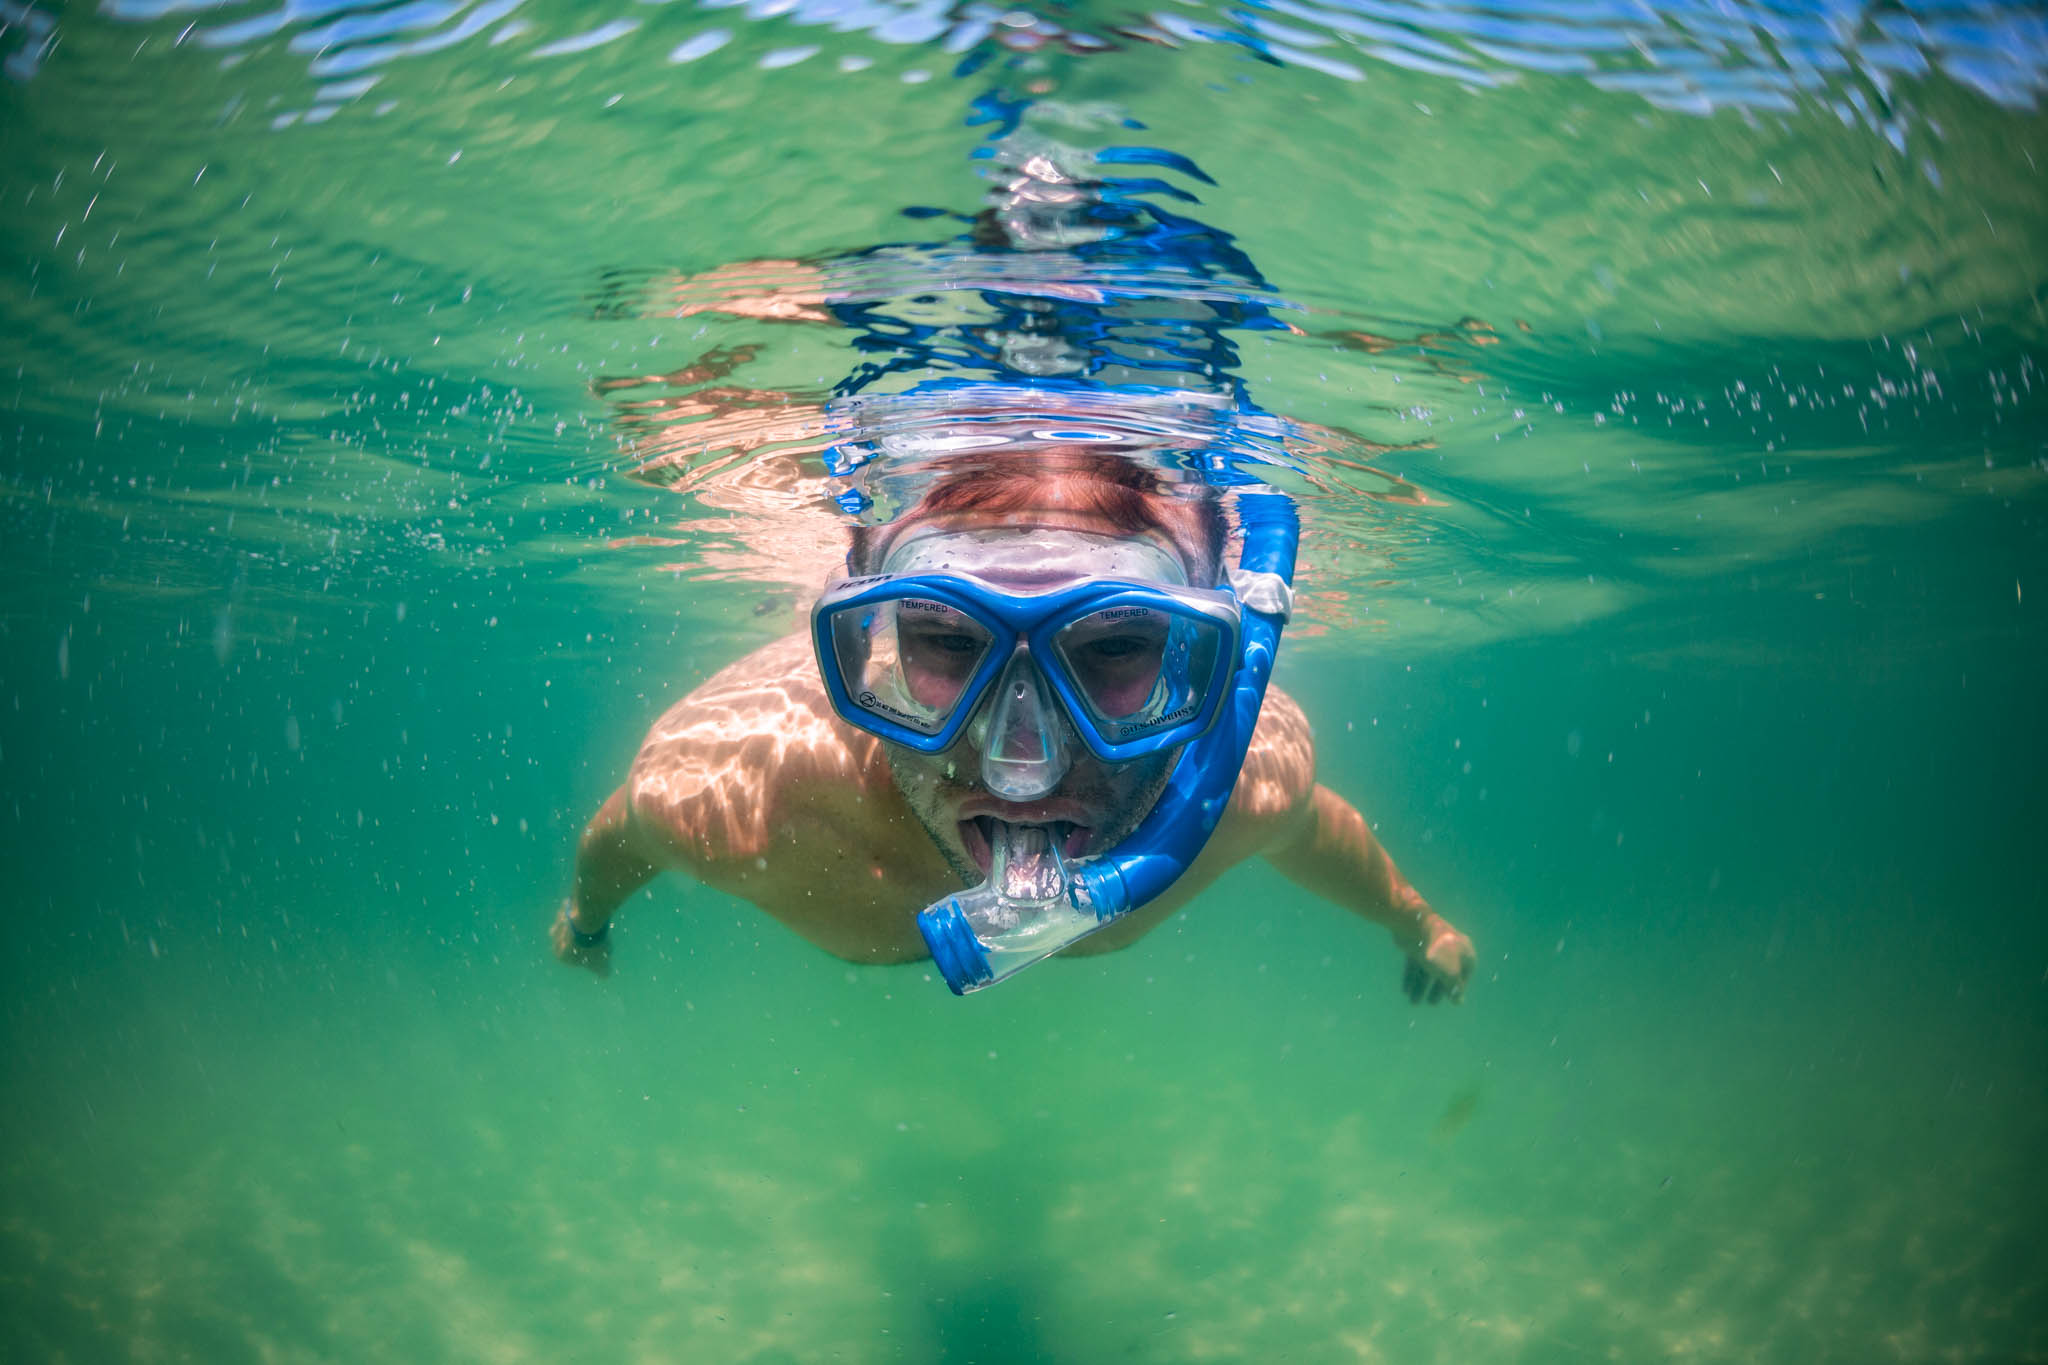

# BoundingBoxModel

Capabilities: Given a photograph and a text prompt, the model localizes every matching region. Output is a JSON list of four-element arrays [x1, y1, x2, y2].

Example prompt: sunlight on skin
[[617, 633, 952, 962], [457, 285, 1392, 973], [551, 403, 1480, 990], [632, 633, 876, 857], [566, 613, 1469, 982]]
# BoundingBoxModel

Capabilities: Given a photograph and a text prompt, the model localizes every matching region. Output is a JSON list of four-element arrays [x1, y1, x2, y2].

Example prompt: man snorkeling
[[551, 448, 1475, 1001], [552, 96, 1476, 1000]]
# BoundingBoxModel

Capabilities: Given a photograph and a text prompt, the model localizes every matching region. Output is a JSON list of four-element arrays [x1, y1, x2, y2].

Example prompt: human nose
[[974, 649, 1074, 801]]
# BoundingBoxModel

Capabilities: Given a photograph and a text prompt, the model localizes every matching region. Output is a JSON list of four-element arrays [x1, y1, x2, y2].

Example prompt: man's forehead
[[881, 523, 1191, 586], [878, 507, 1202, 571]]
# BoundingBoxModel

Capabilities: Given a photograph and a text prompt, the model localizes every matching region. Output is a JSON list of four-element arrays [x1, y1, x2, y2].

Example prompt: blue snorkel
[[918, 488, 1299, 993]]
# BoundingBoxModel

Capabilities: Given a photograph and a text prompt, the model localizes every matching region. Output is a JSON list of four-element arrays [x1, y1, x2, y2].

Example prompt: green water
[[4, 2, 2046, 1361]]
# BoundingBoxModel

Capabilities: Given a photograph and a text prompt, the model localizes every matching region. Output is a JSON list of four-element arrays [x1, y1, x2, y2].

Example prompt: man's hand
[[1402, 916, 1475, 1005], [549, 904, 612, 979]]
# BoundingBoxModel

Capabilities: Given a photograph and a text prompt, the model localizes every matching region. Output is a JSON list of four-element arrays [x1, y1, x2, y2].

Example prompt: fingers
[[1402, 954, 1468, 1006], [549, 910, 613, 977]]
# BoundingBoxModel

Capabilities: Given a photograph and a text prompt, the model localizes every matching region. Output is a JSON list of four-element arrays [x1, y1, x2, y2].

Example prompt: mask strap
[[1227, 567, 1294, 621]]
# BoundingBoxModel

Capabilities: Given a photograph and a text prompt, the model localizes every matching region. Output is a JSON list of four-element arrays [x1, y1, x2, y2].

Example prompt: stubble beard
[[888, 752, 1177, 887]]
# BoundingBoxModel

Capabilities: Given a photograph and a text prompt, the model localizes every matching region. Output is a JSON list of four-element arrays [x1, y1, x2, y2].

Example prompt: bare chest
[[696, 794, 964, 964]]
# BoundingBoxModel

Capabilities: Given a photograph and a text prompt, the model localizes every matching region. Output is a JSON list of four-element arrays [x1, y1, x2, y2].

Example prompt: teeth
[[988, 820, 1063, 903], [970, 816, 1082, 859]]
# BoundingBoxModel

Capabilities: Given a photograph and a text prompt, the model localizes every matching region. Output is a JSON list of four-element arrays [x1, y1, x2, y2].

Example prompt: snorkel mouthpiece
[[917, 818, 1095, 994], [916, 489, 1300, 995]]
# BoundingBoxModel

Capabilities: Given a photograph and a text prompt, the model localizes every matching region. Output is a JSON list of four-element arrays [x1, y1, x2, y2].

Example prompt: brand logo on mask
[[858, 690, 926, 727], [1114, 701, 1198, 736]]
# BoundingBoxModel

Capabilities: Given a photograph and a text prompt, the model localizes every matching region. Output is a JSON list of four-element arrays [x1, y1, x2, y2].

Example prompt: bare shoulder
[[1067, 684, 1320, 951], [625, 633, 890, 863], [1192, 684, 1316, 869], [1233, 684, 1317, 822]]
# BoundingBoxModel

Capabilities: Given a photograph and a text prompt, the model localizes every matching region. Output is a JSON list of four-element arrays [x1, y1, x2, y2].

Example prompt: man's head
[[838, 449, 1229, 885]]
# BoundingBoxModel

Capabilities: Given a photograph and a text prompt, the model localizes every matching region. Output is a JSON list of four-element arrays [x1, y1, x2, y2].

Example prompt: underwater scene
[[3, 0, 2045, 1359]]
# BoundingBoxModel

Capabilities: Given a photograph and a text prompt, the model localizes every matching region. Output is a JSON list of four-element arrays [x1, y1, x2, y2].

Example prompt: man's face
[[870, 507, 1205, 885]]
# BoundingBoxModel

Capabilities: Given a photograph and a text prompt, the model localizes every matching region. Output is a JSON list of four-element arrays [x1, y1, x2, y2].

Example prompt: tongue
[[989, 821, 1066, 904]]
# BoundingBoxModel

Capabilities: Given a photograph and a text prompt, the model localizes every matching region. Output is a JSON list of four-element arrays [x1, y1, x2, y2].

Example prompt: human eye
[[898, 607, 989, 681], [918, 630, 983, 655], [1080, 633, 1152, 660], [1072, 610, 1167, 658]]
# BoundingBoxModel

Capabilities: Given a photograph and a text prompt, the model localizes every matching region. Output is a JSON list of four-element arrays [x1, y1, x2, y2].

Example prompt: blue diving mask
[[807, 499, 1299, 994], [811, 528, 1241, 793]]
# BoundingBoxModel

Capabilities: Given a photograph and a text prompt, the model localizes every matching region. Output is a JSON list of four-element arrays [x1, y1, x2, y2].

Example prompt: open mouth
[[959, 815, 1092, 877]]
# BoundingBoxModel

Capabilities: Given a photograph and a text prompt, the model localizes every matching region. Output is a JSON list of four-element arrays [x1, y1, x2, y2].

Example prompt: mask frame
[[811, 571, 1242, 765]]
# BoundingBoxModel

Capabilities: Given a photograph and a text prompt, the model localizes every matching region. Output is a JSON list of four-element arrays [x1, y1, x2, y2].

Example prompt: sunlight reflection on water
[[51, 0, 2048, 140]]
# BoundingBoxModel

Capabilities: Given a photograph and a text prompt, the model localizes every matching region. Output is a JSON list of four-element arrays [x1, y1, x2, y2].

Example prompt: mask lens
[[1052, 606, 1226, 740], [826, 596, 994, 735], [895, 599, 995, 710]]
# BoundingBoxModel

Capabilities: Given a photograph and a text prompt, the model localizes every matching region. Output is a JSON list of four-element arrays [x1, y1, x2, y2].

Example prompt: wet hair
[[848, 448, 1229, 582]]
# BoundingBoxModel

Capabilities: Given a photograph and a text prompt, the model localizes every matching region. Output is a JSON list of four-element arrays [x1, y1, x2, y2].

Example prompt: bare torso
[[617, 633, 1318, 964]]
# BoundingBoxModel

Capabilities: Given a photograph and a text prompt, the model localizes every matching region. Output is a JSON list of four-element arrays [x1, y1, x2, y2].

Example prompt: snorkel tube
[[918, 489, 1299, 993]]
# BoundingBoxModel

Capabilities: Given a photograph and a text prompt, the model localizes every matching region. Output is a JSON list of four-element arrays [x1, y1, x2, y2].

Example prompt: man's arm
[[549, 785, 661, 975], [548, 635, 834, 976], [1263, 784, 1476, 1003], [1196, 687, 1475, 1002], [548, 634, 953, 973]]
